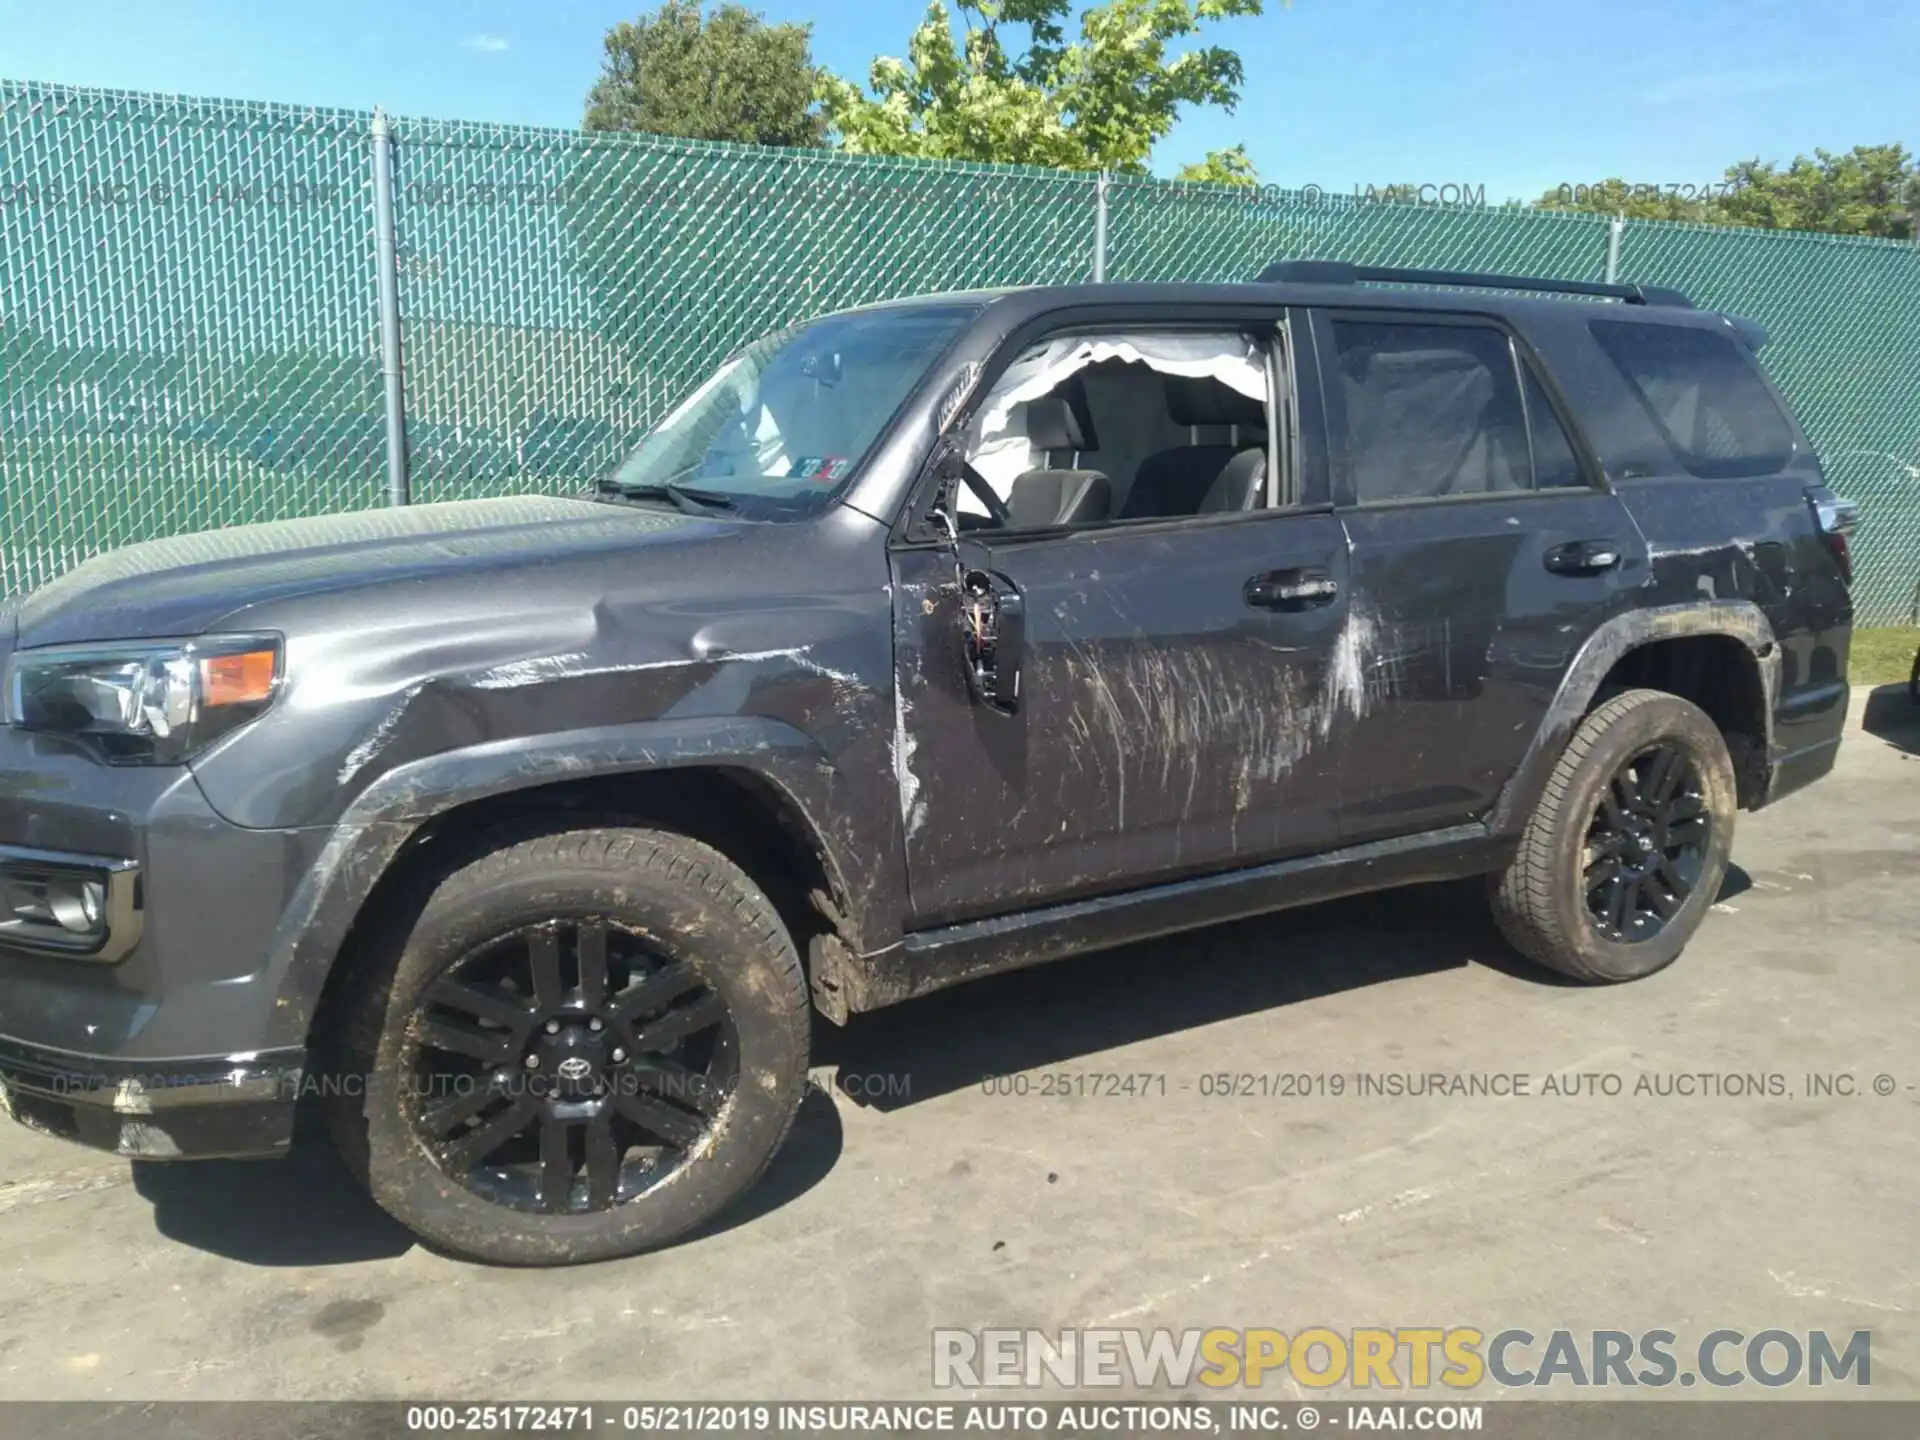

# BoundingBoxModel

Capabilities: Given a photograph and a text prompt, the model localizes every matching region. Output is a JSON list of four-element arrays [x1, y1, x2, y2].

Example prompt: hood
[[14, 495, 706, 648]]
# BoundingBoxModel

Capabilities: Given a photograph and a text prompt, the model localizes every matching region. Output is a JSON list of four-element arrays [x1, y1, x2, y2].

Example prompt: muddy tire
[[1490, 689, 1736, 984], [328, 823, 809, 1266]]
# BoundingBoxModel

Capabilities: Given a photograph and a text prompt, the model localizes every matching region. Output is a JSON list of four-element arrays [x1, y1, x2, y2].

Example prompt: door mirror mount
[[960, 568, 1024, 715]]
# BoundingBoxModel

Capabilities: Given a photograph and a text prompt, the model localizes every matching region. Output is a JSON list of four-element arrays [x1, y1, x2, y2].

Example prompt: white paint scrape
[[892, 685, 925, 839], [1318, 604, 1382, 738]]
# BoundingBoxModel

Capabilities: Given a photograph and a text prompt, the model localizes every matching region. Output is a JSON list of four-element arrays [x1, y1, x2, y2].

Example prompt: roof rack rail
[[1253, 260, 1693, 310]]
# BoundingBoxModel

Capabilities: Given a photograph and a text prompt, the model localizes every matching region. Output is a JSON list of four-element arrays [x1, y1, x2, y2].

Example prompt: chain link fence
[[5, 79, 1919, 623]]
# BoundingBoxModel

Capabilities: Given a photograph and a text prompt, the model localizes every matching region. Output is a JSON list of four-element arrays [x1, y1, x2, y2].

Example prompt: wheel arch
[[267, 717, 870, 1058], [1491, 601, 1779, 835]]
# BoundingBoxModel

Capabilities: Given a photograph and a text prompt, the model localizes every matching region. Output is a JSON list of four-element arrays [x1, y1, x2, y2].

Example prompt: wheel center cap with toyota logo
[[538, 1026, 606, 1098]]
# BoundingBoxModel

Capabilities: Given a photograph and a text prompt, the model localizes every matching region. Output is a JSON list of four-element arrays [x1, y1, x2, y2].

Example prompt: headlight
[[3, 635, 282, 764]]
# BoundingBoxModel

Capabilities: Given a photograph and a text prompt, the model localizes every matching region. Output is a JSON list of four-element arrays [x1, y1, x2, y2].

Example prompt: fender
[[255, 715, 872, 1051], [1489, 600, 1780, 836]]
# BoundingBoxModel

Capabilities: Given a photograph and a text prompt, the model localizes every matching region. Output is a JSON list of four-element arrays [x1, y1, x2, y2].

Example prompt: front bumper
[[0, 726, 329, 1159], [0, 1034, 303, 1158]]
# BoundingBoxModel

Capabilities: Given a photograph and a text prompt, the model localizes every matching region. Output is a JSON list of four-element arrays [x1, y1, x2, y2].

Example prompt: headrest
[[1021, 389, 1098, 451], [1023, 388, 1097, 452], [1165, 376, 1267, 428]]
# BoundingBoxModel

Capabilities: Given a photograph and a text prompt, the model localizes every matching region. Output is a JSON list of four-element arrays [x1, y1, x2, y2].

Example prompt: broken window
[[957, 332, 1272, 531]]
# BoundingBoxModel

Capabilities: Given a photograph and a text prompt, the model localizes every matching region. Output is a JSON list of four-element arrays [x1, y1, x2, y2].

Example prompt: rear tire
[[1490, 689, 1736, 983], [329, 823, 809, 1266]]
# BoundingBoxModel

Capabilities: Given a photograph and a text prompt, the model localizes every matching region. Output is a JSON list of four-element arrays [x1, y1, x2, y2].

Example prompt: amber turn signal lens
[[198, 649, 278, 708]]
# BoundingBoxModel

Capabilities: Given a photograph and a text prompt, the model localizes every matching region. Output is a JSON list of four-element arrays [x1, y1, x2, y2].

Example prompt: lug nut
[[545, 1019, 561, 1034], [610, 1048, 626, 1063], [524, 1054, 541, 1069], [589, 1018, 603, 1032]]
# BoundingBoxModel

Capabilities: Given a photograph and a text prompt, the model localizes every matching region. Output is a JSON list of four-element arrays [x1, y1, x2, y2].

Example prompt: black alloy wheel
[[1583, 741, 1711, 944], [331, 824, 811, 1265], [403, 918, 734, 1216]]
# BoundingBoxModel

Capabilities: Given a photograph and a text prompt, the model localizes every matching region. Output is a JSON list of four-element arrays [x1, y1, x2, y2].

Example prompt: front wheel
[[1490, 689, 1737, 983], [330, 824, 810, 1265]]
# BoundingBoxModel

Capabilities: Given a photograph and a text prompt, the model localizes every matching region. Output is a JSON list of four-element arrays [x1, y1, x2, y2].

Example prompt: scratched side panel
[[890, 513, 1351, 929], [1524, 306, 1852, 771], [1613, 473, 1853, 769]]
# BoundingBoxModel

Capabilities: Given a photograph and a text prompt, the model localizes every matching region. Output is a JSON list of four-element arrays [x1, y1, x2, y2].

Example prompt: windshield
[[602, 303, 977, 515]]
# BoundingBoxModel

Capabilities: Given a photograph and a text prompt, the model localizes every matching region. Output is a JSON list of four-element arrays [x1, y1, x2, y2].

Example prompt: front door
[[890, 512, 1353, 926]]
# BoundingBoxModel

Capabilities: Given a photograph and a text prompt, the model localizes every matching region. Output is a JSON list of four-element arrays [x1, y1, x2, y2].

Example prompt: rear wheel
[[330, 824, 809, 1265], [1490, 689, 1736, 983]]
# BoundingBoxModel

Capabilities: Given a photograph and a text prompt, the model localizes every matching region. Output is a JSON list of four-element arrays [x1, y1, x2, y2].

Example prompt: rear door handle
[[1246, 567, 1339, 610], [1544, 539, 1624, 576]]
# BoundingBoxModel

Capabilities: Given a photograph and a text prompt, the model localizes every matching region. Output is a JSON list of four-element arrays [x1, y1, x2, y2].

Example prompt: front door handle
[[1246, 567, 1339, 611], [1544, 539, 1624, 576]]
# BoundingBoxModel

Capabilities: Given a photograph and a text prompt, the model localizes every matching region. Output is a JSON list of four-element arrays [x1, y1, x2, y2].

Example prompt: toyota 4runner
[[0, 262, 1857, 1264]]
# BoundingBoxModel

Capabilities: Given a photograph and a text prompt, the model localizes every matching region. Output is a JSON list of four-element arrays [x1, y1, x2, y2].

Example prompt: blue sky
[[2, 0, 1913, 202]]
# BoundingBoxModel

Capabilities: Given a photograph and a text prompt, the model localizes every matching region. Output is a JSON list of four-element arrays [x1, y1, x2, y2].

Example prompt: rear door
[[1305, 309, 1650, 842]]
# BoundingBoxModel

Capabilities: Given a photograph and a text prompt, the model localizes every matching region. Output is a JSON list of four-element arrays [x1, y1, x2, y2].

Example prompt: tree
[[817, 0, 1264, 174], [585, 1, 825, 147], [1533, 146, 1920, 239], [1175, 143, 1257, 186], [1716, 146, 1920, 238]]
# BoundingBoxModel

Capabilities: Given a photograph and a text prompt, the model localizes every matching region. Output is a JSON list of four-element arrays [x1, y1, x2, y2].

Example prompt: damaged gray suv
[[0, 262, 1856, 1264]]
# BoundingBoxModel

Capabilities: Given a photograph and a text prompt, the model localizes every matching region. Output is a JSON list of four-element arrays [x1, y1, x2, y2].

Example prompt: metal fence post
[[1604, 213, 1625, 283], [1092, 171, 1109, 282], [371, 107, 410, 506]]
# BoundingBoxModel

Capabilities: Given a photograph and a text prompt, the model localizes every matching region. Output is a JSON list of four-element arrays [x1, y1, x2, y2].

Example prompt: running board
[[842, 823, 1505, 1014]]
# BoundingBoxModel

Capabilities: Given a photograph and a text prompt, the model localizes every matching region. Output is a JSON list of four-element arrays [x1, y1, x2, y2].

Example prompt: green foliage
[[1175, 143, 1258, 186], [1535, 146, 1920, 239], [1717, 146, 1920, 238], [585, 1, 826, 147], [817, 0, 1264, 173]]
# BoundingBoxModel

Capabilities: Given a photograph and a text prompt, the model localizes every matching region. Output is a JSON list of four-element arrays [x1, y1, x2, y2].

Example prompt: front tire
[[330, 824, 810, 1265], [1490, 689, 1736, 983]]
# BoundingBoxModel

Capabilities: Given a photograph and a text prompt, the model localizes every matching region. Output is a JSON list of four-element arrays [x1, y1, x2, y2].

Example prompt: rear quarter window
[[1588, 319, 1795, 478]]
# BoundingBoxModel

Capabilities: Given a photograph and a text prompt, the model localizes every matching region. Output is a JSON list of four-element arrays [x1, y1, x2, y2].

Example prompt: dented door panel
[[890, 512, 1351, 928]]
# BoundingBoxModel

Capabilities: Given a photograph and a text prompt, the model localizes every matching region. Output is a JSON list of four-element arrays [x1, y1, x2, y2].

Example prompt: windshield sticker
[[790, 456, 849, 481]]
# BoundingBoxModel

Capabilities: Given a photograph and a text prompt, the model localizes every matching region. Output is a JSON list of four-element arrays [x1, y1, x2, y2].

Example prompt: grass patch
[[1851, 627, 1919, 687]]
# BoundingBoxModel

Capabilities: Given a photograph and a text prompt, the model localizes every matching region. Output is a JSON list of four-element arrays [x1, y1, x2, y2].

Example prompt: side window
[[1330, 320, 1530, 502], [1589, 319, 1794, 478], [955, 332, 1273, 532], [1521, 365, 1586, 489]]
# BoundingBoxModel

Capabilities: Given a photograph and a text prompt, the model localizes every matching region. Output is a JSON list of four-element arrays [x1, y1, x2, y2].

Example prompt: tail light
[[1808, 486, 1861, 585]]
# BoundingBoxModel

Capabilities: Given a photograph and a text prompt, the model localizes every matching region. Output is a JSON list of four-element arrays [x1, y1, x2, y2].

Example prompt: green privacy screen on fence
[[4, 79, 1919, 622]]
